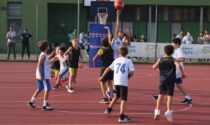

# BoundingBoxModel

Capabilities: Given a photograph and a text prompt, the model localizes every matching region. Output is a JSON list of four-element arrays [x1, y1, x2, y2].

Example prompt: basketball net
[[97, 13, 108, 25]]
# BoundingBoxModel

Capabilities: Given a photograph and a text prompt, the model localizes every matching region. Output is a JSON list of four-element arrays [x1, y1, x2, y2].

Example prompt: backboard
[[89, 1, 115, 16], [84, 0, 115, 7]]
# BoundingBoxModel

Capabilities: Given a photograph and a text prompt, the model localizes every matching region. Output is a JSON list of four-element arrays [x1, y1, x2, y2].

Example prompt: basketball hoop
[[97, 13, 108, 25]]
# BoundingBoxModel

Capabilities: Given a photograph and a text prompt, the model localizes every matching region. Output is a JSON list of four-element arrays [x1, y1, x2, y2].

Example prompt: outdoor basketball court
[[0, 62, 209, 124]]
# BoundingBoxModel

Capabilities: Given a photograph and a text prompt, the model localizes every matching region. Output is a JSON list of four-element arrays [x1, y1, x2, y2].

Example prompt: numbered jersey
[[109, 57, 135, 87], [111, 38, 123, 59]]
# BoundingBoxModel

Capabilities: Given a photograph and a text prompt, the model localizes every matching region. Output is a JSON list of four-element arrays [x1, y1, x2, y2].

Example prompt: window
[[170, 8, 182, 21], [53, 20, 67, 34], [139, 6, 149, 21], [158, 7, 169, 21], [204, 7, 210, 22], [7, 2, 22, 17]]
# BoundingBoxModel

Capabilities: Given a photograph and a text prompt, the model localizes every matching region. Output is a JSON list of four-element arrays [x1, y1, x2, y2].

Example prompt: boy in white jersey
[[52, 46, 69, 89], [28, 40, 53, 111], [100, 46, 134, 123], [104, 10, 130, 59], [103, 10, 131, 98], [172, 38, 192, 104]]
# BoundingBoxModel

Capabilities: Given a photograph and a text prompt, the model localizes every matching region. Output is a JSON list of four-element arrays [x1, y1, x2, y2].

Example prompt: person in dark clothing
[[93, 38, 114, 104], [21, 28, 32, 60], [152, 45, 186, 122], [65, 38, 83, 93]]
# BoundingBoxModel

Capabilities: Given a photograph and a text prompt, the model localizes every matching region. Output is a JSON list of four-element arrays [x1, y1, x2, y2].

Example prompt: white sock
[[31, 97, 35, 102], [185, 95, 191, 100], [43, 100, 48, 106]]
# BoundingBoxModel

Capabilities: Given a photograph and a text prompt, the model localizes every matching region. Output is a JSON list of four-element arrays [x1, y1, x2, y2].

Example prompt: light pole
[[77, 0, 80, 40]]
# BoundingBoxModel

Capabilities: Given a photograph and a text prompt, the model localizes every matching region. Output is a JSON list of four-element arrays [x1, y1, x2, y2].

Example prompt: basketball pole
[[35, 1, 39, 61], [77, 0, 80, 40], [154, 5, 158, 61]]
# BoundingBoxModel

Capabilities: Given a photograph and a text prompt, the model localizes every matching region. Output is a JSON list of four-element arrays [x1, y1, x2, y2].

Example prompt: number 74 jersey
[[109, 57, 135, 87]]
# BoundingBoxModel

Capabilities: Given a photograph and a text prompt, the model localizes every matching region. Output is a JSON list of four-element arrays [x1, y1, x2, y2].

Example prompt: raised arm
[[114, 10, 121, 39], [152, 58, 161, 70], [104, 26, 112, 45]]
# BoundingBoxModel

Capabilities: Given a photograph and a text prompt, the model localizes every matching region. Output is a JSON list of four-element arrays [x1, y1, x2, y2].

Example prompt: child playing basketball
[[104, 10, 130, 59], [49, 46, 61, 88], [93, 38, 114, 104], [172, 38, 192, 104], [152, 45, 186, 122], [27, 40, 53, 111], [100, 46, 134, 123], [152, 38, 192, 104], [65, 38, 83, 93], [51, 46, 69, 90]]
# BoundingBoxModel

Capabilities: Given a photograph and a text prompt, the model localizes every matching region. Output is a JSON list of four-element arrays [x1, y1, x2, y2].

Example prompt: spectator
[[79, 31, 85, 49], [182, 32, 193, 44], [203, 29, 210, 44], [133, 34, 138, 42], [176, 30, 184, 41], [197, 32, 204, 44], [6, 26, 16, 60], [83, 32, 90, 55], [140, 34, 147, 42], [172, 33, 177, 40], [21, 28, 32, 60]]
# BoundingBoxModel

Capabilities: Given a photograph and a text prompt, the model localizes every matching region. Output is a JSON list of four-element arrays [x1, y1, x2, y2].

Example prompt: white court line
[[0, 85, 210, 92]]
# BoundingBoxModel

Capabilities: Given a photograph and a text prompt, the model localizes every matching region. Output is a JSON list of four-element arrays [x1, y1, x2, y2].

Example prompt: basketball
[[114, 0, 124, 10]]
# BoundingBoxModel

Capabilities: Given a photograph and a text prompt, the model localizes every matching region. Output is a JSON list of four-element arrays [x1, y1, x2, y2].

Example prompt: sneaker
[[152, 95, 158, 100], [104, 107, 113, 114], [106, 90, 111, 99], [27, 101, 36, 108], [67, 87, 75, 93], [181, 98, 192, 104], [99, 97, 109, 104], [154, 109, 160, 120], [164, 110, 173, 122], [42, 103, 53, 111], [118, 114, 131, 123]]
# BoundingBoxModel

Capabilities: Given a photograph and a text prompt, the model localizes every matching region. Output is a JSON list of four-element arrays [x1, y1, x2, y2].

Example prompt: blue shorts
[[59, 67, 68, 79], [37, 79, 51, 92], [176, 77, 183, 84]]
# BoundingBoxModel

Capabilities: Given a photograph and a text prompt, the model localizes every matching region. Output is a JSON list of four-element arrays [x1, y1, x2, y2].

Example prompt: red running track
[[0, 62, 210, 125]]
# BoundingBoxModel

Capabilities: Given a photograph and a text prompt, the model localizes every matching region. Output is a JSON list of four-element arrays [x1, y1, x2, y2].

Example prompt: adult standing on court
[[21, 28, 32, 60], [6, 26, 16, 60]]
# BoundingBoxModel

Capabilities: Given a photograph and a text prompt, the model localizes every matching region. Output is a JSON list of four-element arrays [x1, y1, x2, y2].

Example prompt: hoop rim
[[97, 13, 109, 16]]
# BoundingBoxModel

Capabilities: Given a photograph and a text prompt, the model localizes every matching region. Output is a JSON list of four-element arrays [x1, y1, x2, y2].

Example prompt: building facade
[[0, 0, 210, 53]]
